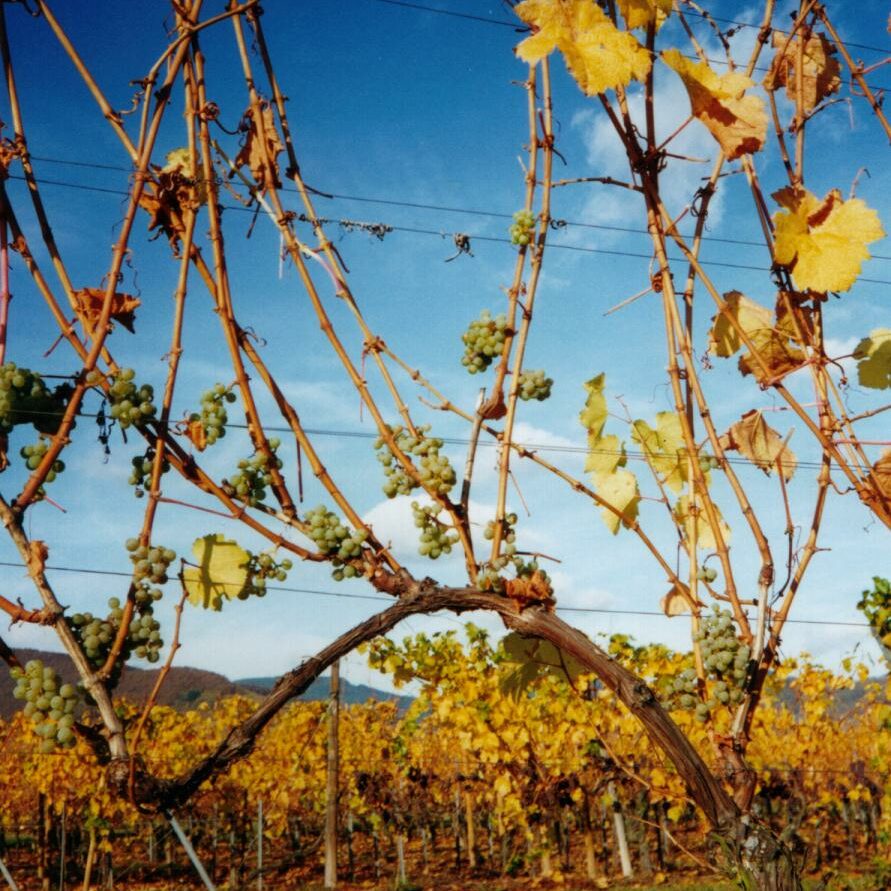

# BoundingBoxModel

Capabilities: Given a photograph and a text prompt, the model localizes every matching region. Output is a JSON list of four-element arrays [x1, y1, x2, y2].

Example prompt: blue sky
[[3, 1, 890, 690]]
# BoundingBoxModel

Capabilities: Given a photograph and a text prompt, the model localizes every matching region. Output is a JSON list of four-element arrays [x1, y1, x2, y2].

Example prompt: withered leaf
[[235, 102, 283, 193], [874, 449, 891, 502], [186, 418, 208, 452], [661, 582, 693, 616], [74, 288, 141, 333], [504, 571, 555, 610], [764, 30, 840, 114], [720, 410, 797, 481]]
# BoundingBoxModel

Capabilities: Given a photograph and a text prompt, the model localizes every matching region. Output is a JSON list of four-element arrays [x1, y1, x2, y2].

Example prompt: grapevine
[[374, 425, 456, 498], [9, 659, 79, 753], [461, 310, 507, 374], [689, 606, 751, 721], [517, 369, 552, 402], [412, 501, 458, 559], [229, 438, 283, 506], [857, 576, 891, 655], [509, 209, 535, 246], [304, 504, 368, 580], [189, 383, 235, 447]]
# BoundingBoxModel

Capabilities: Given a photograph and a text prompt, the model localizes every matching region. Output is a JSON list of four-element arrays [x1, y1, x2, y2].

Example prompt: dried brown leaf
[[661, 582, 692, 616], [74, 288, 141, 333], [235, 102, 283, 193], [504, 571, 555, 610], [764, 30, 841, 114], [186, 418, 208, 452], [721, 409, 797, 481]]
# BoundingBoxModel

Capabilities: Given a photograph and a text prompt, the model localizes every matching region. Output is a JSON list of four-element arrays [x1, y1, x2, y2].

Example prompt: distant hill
[[237, 675, 414, 710], [0, 649, 412, 719]]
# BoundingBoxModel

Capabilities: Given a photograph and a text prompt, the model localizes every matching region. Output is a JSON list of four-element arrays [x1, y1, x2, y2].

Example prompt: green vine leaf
[[500, 632, 585, 699], [853, 328, 891, 390], [183, 534, 251, 610]]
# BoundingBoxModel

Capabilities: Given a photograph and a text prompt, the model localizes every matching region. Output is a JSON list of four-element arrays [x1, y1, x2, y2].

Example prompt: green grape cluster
[[190, 383, 236, 446], [483, 512, 518, 571], [661, 667, 699, 712], [20, 440, 65, 482], [10, 660, 79, 753], [517, 369, 552, 402], [696, 564, 719, 584], [128, 447, 170, 498], [0, 363, 72, 435], [412, 501, 458, 559], [242, 552, 294, 599], [374, 425, 456, 498], [125, 538, 176, 586], [690, 607, 751, 722], [698, 454, 721, 473], [69, 595, 163, 671], [509, 209, 535, 246], [229, 438, 283, 506], [97, 368, 156, 430], [461, 310, 507, 374], [304, 504, 368, 580]]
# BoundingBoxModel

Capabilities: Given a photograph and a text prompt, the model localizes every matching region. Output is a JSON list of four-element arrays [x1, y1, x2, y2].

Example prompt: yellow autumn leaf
[[584, 432, 624, 476], [720, 410, 797, 481], [708, 291, 771, 357], [662, 49, 766, 160], [183, 534, 250, 610], [853, 328, 891, 390], [674, 494, 730, 550], [617, 0, 671, 31], [594, 467, 640, 534], [773, 187, 885, 292], [515, 0, 651, 96], [579, 373, 609, 439], [764, 30, 840, 113], [708, 291, 805, 383], [631, 411, 688, 492]]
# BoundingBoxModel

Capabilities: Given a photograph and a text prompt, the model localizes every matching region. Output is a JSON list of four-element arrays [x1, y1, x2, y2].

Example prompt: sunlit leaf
[[596, 467, 640, 535], [673, 495, 730, 550], [853, 328, 891, 390], [631, 412, 688, 492], [773, 187, 885, 293], [515, 0, 651, 96], [720, 410, 797, 481], [708, 291, 772, 358], [662, 49, 766, 160], [235, 101, 284, 193], [617, 0, 671, 31], [74, 288, 140, 334], [579, 373, 609, 439], [183, 534, 250, 610], [661, 582, 692, 616]]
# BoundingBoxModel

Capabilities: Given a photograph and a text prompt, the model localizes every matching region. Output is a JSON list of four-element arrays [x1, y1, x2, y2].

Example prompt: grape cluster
[[69, 594, 163, 672], [698, 454, 720, 474], [10, 660, 79, 753], [509, 209, 535, 247], [517, 369, 552, 402], [483, 512, 518, 571], [696, 565, 718, 584], [412, 501, 458, 560], [125, 538, 176, 586], [661, 667, 699, 712], [304, 504, 368, 581], [190, 384, 235, 447], [95, 368, 156, 431], [461, 311, 508, 374], [0, 362, 71, 435], [128, 447, 170, 498], [229, 438, 283, 506], [20, 440, 65, 482], [242, 552, 293, 599], [690, 607, 751, 722], [374, 425, 456, 498]]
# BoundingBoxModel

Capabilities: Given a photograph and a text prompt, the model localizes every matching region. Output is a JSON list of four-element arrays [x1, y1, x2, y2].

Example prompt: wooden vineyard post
[[0, 856, 20, 891], [167, 813, 217, 891], [609, 782, 633, 879], [324, 660, 340, 889], [256, 799, 263, 891]]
